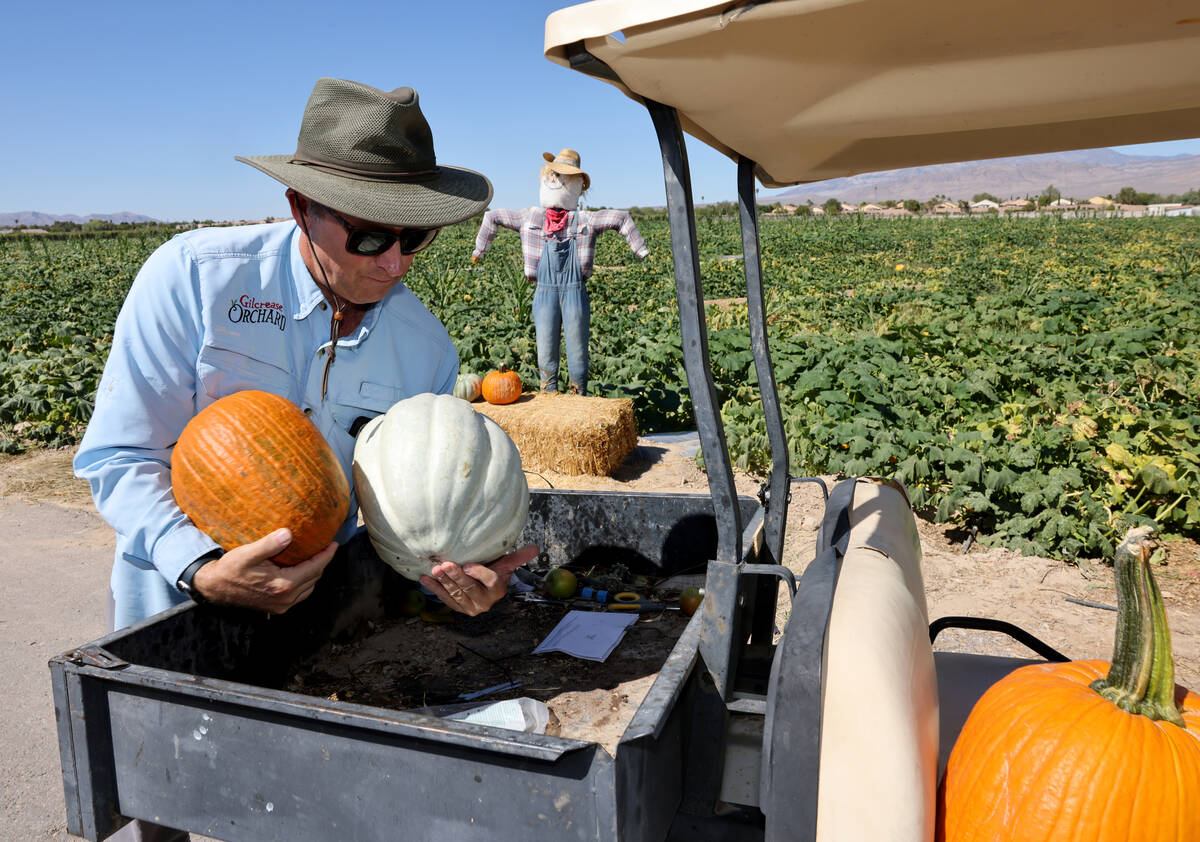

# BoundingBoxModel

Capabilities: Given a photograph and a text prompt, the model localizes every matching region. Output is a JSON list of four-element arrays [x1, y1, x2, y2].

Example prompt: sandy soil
[[2, 442, 1197, 840]]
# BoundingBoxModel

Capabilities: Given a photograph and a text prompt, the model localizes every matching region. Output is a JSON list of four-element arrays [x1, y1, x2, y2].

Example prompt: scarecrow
[[471, 149, 648, 395]]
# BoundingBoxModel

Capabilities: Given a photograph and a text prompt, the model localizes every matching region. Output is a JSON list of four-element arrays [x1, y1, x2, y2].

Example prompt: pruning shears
[[515, 590, 677, 613], [581, 587, 678, 612], [513, 592, 601, 610]]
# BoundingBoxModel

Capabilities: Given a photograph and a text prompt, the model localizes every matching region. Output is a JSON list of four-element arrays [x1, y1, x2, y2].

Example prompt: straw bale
[[471, 392, 637, 476]]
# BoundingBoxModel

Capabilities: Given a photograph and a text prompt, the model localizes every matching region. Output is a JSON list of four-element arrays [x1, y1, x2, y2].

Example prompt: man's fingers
[[472, 543, 538, 582], [418, 545, 539, 617], [281, 541, 339, 581], [240, 528, 293, 562]]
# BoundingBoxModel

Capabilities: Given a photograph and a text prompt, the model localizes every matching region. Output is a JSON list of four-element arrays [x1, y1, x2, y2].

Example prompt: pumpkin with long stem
[[937, 526, 1200, 841], [481, 365, 523, 405]]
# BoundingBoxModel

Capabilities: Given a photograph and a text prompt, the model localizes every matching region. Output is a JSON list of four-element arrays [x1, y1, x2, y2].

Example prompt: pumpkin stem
[[1090, 526, 1185, 728]]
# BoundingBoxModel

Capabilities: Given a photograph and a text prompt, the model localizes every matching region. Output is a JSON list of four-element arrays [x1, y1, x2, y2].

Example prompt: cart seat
[[800, 479, 1049, 841], [815, 478, 939, 842], [932, 652, 1038, 779]]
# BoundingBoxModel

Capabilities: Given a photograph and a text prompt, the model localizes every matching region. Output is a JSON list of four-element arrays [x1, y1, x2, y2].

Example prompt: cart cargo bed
[[51, 489, 762, 842]]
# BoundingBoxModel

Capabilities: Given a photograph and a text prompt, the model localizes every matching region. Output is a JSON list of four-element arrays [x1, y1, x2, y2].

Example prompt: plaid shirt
[[472, 207, 649, 280]]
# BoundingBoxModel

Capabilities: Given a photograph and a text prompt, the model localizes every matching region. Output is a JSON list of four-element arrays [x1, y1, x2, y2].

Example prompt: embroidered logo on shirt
[[228, 295, 286, 331]]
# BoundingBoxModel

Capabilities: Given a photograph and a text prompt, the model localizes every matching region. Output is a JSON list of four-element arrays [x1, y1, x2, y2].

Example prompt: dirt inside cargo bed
[[286, 596, 691, 755]]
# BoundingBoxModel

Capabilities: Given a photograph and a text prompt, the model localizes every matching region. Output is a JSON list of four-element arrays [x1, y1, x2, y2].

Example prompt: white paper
[[532, 610, 638, 662], [445, 698, 549, 733]]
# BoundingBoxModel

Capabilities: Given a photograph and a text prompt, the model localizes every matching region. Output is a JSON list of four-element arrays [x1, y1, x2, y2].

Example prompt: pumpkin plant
[[171, 390, 350, 566], [351, 392, 529, 581], [481, 365, 523, 405], [937, 526, 1200, 841], [453, 372, 483, 402]]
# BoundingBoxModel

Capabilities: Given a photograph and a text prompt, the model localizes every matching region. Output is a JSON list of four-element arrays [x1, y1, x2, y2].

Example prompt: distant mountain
[[772, 149, 1200, 205], [0, 211, 159, 227]]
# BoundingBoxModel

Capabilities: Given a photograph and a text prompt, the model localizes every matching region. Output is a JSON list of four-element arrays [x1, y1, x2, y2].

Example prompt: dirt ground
[[2, 440, 1198, 840]]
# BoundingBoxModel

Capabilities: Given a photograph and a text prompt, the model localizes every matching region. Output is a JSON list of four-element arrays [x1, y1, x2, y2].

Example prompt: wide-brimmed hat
[[541, 148, 590, 191], [238, 78, 492, 228]]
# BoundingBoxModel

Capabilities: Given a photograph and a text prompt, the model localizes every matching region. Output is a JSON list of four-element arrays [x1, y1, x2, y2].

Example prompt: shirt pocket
[[331, 380, 405, 438], [196, 345, 296, 404]]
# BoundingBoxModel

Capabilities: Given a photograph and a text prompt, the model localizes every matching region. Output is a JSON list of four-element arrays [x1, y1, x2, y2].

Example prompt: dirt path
[[2, 443, 1197, 840]]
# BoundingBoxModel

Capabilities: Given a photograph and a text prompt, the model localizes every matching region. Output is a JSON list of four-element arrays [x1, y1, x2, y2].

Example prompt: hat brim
[[237, 155, 493, 228], [542, 161, 591, 192]]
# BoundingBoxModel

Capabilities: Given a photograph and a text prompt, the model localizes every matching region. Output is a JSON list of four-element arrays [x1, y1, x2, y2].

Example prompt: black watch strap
[[177, 549, 223, 604]]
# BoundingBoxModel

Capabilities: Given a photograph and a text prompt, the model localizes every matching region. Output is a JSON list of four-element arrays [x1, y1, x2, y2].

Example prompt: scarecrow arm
[[588, 209, 649, 259], [471, 207, 526, 260]]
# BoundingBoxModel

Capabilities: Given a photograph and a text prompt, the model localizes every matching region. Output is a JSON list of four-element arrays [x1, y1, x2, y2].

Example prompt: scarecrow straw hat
[[542, 148, 591, 192], [238, 78, 492, 228]]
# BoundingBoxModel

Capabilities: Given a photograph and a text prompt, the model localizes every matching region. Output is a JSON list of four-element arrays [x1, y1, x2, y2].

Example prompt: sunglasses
[[322, 206, 440, 256]]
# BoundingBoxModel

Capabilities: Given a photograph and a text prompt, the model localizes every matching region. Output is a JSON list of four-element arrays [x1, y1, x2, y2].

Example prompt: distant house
[[1147, 203, 1185, 216], [969, 199, 999, 211], [840, 203, 859, 213], [811, 206, 826, 216], [876, 206, 914, 217], [1001, 199, 1032, 211], [859, 203, 885, 213], [932, 201, 961, 214], [1048, 198, 1075, 208], [1165, 205, 1199, 217], [1087, 196, 1112, 206]]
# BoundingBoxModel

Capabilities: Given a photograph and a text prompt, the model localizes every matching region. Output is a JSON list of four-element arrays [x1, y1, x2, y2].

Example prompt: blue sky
[[3, 1, 1199, 222]]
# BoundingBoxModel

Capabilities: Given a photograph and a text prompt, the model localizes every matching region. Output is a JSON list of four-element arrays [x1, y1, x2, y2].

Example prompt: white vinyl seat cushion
[[817, 478, 939, 842]]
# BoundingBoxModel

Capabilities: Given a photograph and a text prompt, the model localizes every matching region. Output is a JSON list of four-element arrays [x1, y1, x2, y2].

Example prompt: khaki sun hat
[[238, 78, 492, 228], [541, 148, 590, 192]]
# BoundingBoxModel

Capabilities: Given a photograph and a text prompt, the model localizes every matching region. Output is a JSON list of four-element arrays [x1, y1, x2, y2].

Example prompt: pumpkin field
[[1, 215, 1197, 562]]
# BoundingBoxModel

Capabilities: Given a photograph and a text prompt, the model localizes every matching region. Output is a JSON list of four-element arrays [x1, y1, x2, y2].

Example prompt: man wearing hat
[[75, 78, 536, 650], [471, 148, 649, 396]]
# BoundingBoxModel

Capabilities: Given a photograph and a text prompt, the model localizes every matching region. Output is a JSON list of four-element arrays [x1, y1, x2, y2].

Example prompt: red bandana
[[544, 207, 569, 236]]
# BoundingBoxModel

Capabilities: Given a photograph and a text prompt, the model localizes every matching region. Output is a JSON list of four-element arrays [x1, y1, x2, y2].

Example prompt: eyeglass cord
[[299, 206, 345, 402]]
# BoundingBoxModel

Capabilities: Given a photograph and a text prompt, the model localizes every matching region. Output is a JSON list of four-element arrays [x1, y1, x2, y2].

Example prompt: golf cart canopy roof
[[545, 0, 1200, 187]]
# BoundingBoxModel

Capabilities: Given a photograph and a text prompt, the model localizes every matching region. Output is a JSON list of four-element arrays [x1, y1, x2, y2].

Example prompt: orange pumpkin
[[171, 390, 350, 566], [937, 528, 1200, 842], [481, 365, 523, 405]]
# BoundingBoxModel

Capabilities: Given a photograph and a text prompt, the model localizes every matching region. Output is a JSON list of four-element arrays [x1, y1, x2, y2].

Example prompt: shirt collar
[[288, 225, 327, 321]]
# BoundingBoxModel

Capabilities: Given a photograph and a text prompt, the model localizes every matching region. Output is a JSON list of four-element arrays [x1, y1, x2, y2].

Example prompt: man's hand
[[192, 528, 338, 614], [420, 543, 538, 617]]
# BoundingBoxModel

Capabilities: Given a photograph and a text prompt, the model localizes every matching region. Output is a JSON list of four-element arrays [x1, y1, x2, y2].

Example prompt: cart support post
[[646, 98, 744, 700], [645, 99, 742, 564], [736, 156, 790, 571], [737, 155, 791, 645]]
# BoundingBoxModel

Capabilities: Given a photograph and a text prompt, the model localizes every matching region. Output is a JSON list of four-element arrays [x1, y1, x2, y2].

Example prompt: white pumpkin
[[454, 372, 483, 402], [352, 392, 530, 581]]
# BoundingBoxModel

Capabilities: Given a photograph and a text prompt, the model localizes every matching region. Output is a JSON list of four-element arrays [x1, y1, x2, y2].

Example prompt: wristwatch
[[177, 549, 223, 604]]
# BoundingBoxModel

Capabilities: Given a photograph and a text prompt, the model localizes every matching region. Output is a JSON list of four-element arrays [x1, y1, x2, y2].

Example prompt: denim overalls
[[532, 210, 590, 394]]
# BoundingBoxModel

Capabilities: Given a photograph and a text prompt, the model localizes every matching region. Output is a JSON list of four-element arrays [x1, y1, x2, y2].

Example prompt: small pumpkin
[[171, 390, 350, 566], [481, 365, 523, 405], [352, 392, 529, 581], [937, 527, 1200, 842], [453, 372, 483, 402]]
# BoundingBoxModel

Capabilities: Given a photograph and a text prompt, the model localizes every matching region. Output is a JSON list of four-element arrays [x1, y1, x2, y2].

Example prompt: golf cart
[[51, 2, 1200, 840]]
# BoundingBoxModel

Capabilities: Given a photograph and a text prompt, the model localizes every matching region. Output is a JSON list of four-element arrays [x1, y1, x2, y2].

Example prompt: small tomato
[[679, 587, 704, 617], [544, 568, 578, 600]]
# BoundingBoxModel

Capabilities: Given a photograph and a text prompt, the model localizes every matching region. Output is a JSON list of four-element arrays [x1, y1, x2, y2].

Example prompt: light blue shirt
[[75, 221, 458, 627]]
